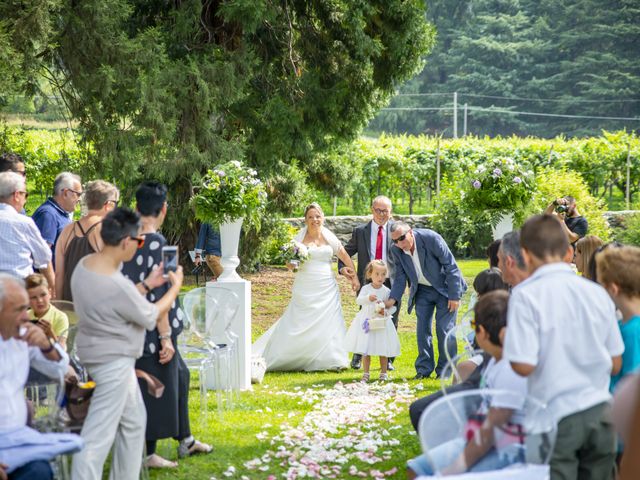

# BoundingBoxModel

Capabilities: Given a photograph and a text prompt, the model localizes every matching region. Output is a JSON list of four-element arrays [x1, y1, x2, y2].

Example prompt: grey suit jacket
[[389, 228, 467, 314], [339, 220, 396, 287]]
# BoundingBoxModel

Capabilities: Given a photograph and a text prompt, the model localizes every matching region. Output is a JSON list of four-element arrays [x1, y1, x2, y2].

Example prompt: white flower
[[231, 160, 242, 167]]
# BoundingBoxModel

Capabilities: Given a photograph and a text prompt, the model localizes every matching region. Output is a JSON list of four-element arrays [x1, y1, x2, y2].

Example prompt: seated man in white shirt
[[0, 172, 54, 289], [0, 274, 83, 480]]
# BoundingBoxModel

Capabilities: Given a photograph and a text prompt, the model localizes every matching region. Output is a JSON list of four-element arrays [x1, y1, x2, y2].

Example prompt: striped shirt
[[0, 203, 52, 278]]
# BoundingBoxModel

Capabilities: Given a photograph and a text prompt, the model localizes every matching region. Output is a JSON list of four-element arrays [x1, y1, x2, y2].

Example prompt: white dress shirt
[[0, 203, 52, 277], [0, 336, 69, 431], [404, 246, 432, 286], [504, 263, 624, 423], [369, 221, 388, 264]]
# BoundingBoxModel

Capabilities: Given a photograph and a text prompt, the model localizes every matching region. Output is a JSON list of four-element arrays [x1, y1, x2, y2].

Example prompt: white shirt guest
[[0, 172, 54, 288], [0, 273, 82, 478]]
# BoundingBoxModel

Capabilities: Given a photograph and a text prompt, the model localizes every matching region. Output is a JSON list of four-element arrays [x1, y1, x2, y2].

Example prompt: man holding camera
[[544, 196, 588, 245]]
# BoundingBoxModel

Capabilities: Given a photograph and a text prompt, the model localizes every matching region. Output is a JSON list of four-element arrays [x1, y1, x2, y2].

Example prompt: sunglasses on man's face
[[392, 232, 408, 244]]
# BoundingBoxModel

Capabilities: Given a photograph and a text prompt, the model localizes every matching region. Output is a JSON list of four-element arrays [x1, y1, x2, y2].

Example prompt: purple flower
[[492, 168, 502, 176], [472, 180, 481, 189], [513, 176, 522, 184]]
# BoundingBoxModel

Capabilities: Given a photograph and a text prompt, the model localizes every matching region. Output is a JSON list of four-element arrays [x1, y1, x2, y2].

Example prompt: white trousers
[[71, 357, 146, 480]]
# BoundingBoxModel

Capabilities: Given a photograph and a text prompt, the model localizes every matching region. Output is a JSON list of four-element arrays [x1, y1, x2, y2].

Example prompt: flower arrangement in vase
[[464, 157, 534, 228], [191, 160, 267, 227]]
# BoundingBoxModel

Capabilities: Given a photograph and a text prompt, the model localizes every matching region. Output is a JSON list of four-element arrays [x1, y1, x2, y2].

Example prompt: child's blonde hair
[[25, 273, 49, 290], [365, 260, 388, 280], [597, 246, 640, 297]]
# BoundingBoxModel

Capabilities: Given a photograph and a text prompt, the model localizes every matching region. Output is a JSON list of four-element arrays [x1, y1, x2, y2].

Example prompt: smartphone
[[162, 246, 179, 278]]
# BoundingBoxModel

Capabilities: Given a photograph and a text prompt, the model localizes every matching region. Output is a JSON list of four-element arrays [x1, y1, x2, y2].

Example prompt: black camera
[[555, 204, 569, 214]]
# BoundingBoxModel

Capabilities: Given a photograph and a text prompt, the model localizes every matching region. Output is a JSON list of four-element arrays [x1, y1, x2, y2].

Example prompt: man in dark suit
[[339, 195, 399, 370], [385, 221, 467, 379]]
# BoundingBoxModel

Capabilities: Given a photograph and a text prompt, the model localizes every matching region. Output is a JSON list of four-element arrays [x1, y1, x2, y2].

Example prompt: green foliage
[[191, 161, 267, 229], [522, 167, 612, 241], [614, 214, 640, 246], [0, 125, 94, 194], [432, 178, 493, 258], [240, 216, 297, 271], [369, 0, 640, 137]]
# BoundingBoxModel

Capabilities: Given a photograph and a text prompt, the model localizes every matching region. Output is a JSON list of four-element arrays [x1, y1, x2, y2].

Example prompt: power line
[[379, 105, 640, 121], [380, 107, 454, 112], [396, 93, 640, 103], [466, 106, 640, 121]]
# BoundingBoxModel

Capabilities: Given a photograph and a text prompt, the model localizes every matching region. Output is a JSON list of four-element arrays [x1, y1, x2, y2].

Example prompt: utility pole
[[453, 92, 458, 138], [463, 103, 468, 137], [436, 136, 441, 201], [626, 143, 631, 209]]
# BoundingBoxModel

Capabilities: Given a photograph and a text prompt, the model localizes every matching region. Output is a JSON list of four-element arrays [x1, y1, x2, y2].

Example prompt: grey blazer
[[389, 228, 467, 313]]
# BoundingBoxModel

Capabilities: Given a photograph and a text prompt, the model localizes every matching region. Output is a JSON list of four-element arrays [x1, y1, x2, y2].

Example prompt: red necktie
[[375, 225, 383, 260]]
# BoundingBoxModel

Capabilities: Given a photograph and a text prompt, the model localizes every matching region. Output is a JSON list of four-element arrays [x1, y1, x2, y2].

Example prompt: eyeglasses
[[16, 190, 29, 199], [131, 236, 145, 249], [373, 208, 390, 215], [470, 319, 477, 330], [66, 189, 83, 197], [392, 232, 408, 244], [15, 170, 26, 177], [106, 199, 119, 207]]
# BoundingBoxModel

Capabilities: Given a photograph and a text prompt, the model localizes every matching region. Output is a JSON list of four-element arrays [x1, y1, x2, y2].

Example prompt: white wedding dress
[[253, 243, 349, 372]]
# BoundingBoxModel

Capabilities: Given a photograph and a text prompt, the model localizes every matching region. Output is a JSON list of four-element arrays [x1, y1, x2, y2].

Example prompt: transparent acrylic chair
[[439, 349, 488, 395], [24, 378, 73, 479], [180, 287, 221, 421], [417, 388, 556, 478], [444, 309, 476, 365], [203, 287, 240, 408]]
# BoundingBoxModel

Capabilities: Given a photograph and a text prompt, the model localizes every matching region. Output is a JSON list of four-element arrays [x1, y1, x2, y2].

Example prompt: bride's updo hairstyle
[[304, 202, 324, 218]]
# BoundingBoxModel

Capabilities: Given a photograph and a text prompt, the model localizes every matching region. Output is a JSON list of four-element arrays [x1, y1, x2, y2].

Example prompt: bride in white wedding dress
[[253, 203, 360, 372]]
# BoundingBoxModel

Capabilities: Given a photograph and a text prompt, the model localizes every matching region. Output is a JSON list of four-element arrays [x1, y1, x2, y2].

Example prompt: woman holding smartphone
[[122, 182, 211, 469], [70, 207, 184, 480]]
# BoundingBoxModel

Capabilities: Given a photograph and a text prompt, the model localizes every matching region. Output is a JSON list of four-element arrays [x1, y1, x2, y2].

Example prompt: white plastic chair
[[417, 388, 556, 478]]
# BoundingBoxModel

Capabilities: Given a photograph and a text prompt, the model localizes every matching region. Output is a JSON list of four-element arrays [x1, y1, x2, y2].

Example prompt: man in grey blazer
[[386, 221, 467, 379], [339, 195, 399, 370]]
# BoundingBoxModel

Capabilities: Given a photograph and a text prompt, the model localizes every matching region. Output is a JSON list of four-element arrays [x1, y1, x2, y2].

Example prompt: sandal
[[361, 372, 370, 383], [144, 454, 178, 469], [178, 439, 213, 458], [379, 372, 389, 381]]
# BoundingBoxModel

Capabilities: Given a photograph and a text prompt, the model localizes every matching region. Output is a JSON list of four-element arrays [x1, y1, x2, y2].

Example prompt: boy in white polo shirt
[[504, 214, 624, 479]]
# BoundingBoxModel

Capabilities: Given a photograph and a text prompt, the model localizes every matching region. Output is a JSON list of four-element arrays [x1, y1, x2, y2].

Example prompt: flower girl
[[345, 260, 401, 381]]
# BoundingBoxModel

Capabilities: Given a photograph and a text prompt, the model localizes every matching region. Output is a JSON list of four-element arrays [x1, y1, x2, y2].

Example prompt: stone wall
[[284, 211, 638, 244]]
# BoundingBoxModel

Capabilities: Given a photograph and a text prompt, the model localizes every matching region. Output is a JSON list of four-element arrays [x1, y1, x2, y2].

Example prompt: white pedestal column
[[491, 212, 514, 240], [205, 278, 252, 391]]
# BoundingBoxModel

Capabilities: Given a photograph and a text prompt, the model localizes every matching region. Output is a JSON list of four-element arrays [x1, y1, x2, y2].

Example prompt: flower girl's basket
[[369, 301, 390, 330]]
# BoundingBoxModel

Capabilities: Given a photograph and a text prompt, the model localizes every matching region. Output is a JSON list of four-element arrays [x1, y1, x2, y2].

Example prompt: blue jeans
[[407, 438, 525, 476], [9, 460, 52, 480], [415, 285, 457, 376]]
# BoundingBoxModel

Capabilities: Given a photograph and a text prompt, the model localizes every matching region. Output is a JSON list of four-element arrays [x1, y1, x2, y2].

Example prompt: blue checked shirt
[[0, 203, 52, 278]]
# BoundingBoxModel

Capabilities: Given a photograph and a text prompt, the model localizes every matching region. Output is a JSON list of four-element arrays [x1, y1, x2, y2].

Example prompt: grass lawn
[[147, 259, 487, 480]]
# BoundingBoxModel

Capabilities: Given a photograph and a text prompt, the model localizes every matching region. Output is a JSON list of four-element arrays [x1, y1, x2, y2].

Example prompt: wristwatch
[[40, 337, 56, 354]]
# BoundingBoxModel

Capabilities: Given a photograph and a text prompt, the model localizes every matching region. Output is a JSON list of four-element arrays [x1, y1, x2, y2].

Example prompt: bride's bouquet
[[280, 240, 310, 271]]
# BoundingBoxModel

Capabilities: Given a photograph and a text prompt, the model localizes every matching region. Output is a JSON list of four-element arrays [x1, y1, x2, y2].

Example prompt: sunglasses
[[16, 190, 29, 199], [67, 189, 83, 196], [373, 208, 390, 215], [392, 232, 408, 244], [470, 319, 477, 330], [106, 199, 119, 207], [131, 236, 145, 249]]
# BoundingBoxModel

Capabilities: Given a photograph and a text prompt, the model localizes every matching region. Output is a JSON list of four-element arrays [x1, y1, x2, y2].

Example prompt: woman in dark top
[[122, 181, 211, 468], [55, 180, 119, 300]]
